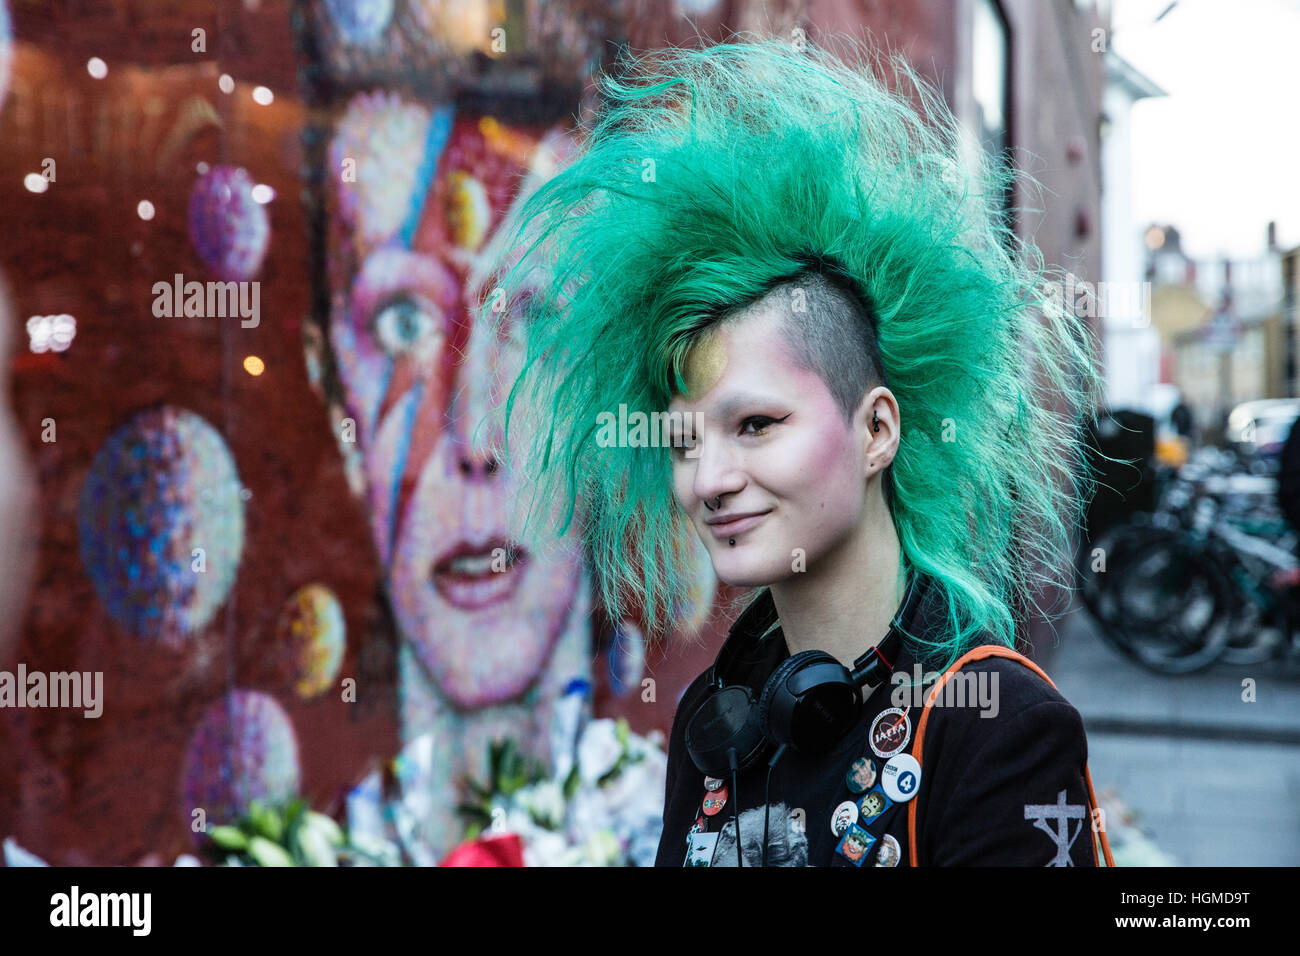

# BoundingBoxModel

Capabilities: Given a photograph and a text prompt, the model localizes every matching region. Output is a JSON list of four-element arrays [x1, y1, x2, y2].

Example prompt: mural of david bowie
[[298, 61, 607, 856]]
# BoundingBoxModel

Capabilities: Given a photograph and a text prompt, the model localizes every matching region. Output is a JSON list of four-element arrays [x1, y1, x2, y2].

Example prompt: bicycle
[[1114, 470, 1299, 670], [1077, 447, 1298, 674]]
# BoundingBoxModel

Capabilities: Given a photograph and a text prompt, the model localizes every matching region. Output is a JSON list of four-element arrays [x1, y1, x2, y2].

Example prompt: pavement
[[1040, 602, 1300, 866]]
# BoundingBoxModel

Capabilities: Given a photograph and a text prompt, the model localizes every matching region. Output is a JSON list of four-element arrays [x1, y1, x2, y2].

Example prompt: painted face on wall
[[319, 93, 583, 710], [666, 297, 875, 589]]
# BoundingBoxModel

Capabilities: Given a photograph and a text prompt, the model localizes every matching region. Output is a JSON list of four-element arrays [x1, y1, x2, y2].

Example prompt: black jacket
[[655, 576, 1101, 866], [1278, 416, 1300, 537]]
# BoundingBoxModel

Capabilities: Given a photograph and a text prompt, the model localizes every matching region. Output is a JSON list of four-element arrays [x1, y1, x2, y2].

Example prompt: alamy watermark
[[1042, 276, 1151, 326], [891, 664, 999, 718], [595, 404, 702, 457], [50, 886, 150, 935], [152, 273, 260, 327], [0, 664, 103, 718]]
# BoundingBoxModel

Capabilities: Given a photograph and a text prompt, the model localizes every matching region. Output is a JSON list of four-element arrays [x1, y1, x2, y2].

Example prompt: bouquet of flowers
[[457, 717, 667, 866], [205, 797, 402, 867]]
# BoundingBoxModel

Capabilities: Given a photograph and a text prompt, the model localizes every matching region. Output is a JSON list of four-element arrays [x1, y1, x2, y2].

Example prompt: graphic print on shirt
[[709, 801, 810, 867], [685, 830, 720, 866], [1024, 789, 1087, 866]]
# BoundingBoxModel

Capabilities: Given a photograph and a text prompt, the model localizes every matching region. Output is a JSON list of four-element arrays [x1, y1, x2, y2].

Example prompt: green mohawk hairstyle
[[475, 34, 1105, 667]]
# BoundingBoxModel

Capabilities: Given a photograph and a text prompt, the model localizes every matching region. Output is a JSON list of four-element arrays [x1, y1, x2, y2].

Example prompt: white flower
[[348, 833, 402, 867], [514, 780, 566, 830], [303, 811, 346, 846], [566, 786, 614, 847], [576, 719, 623, 786], [579, 829, 624, 867], [295, 824, 339, 867], [521, 829, 571, 867], [603, 760, 665, 823], [500, 806, 540, 839]]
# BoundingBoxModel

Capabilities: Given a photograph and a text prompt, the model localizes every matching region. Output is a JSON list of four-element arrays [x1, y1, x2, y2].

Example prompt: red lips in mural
[[431, 536, 528, 611]]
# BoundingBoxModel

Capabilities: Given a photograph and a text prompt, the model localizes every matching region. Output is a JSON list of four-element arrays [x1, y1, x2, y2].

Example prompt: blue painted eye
[[372, 296, 437, 357]]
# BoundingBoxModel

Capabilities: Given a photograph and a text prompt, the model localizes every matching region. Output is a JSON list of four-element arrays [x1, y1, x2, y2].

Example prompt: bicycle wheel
[[1077, 524, 1127, 621], [1084, 523, 1188, 628], [1078, 522, 1160, 623], [1217, 553, 1283, 666], [1111, 535, 1234, 674]]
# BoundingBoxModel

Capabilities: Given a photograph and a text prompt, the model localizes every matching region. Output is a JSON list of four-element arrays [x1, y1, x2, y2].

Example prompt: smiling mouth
[[707, 511, 770, 538], [431, 536, 528, 610]]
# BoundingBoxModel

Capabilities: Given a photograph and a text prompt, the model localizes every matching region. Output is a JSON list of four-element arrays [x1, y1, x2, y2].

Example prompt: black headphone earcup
[[758, 650, 860, 753], [756, 651, 824, 734], [684, 684, 769, 779]]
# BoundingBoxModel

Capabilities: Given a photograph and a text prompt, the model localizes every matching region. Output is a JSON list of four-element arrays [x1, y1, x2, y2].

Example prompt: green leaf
[[208, 825, 250, 851], [250, 802, 285, 843], [247, 835, 295, 867], [562, 764, 581, 801], [284, 798, 308, 831]]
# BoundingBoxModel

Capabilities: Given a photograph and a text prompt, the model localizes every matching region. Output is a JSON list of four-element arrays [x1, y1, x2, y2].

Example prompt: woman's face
[[667, 300, 888, 588]]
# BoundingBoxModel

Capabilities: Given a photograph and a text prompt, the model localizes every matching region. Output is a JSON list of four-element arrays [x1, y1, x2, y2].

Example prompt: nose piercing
[[703, 495, 721, 512]]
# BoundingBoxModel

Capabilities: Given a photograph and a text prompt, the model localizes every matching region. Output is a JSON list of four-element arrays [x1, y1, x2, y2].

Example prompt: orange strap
[[905, 644, 1116, 867]]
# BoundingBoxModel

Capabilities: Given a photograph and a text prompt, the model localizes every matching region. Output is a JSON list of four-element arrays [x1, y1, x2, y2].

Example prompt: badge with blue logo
[[881, 753, 922, 803]]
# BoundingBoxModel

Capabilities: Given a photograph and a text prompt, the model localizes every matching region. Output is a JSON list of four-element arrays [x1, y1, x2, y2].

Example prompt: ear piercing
[[872, 410, 880, 433]]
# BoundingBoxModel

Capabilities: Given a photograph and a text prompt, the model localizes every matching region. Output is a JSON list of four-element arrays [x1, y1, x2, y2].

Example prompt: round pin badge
[[703, 775, 725, 792], [880, 753, 922, 803], [702, 785, 728, 816], [845, 755, 877, 794], [873, 833, 902, 867], [869, 706, 912, 759], [829, 800, 859, 837]]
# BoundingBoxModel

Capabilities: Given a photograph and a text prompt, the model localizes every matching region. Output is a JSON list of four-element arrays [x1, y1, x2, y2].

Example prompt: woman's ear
[[860, 387, 900, 477]]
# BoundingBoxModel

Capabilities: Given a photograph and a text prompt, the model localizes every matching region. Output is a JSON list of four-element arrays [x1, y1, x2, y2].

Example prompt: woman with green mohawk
[[476, 34, 1115, 867]]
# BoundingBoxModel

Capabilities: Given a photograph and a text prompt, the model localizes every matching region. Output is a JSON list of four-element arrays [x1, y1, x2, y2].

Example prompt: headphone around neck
[[684, 571, 925, 781]]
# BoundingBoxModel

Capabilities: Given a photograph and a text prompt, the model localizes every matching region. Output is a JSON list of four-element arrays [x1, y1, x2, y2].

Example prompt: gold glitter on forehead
[[682, 332, 727, 398]]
